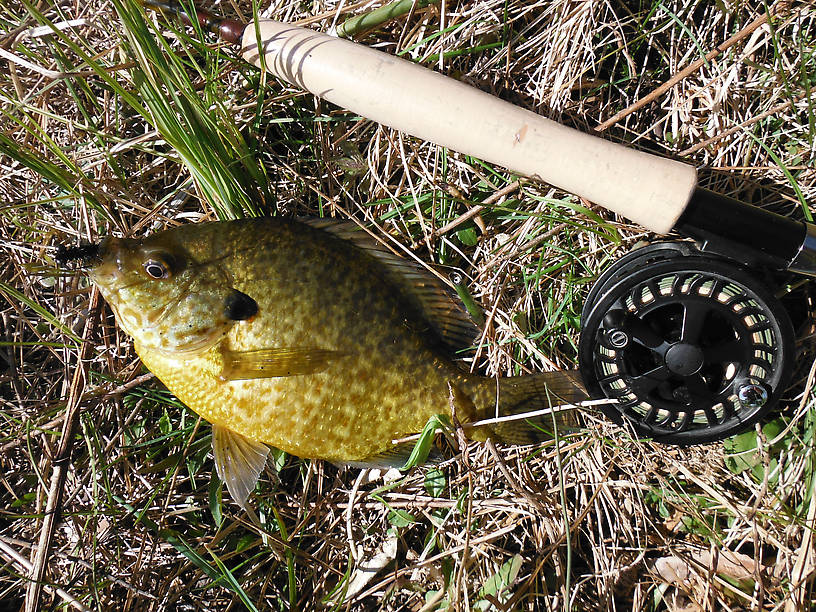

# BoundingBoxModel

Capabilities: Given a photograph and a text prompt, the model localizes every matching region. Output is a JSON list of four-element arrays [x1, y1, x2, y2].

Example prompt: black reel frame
[[578, 241, 795, 444]]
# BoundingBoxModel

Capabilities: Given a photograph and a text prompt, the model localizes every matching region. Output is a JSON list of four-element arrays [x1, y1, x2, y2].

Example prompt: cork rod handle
[[242, 21, 697, 234]]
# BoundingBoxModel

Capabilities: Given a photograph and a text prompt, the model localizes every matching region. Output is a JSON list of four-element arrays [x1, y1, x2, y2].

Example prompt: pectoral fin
[[212, 424, 270, 509], [220, 347, 347, 380]]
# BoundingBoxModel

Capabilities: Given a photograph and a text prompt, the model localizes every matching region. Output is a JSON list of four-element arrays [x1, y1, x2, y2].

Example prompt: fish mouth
[[55, 242, 103, 268], [84, 237, 217, 353], [85, 237, 126, 287], [56, 238, 127, 295]]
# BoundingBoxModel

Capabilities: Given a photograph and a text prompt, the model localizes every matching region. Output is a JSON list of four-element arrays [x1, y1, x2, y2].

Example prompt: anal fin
[[212, 424, 270, 509], [340, 443, 443, 470]]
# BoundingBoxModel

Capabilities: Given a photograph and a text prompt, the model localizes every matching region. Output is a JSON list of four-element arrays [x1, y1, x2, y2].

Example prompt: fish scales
[[94, 219, 477, 460], [86, 217, 586, 504]]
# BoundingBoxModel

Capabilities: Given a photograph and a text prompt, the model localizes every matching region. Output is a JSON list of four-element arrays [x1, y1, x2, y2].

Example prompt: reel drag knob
[[578, 242, 794, 444]]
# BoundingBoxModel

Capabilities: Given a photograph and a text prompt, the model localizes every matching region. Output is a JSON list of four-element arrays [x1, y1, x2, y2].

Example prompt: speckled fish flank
[[88, 218, 586, 504]]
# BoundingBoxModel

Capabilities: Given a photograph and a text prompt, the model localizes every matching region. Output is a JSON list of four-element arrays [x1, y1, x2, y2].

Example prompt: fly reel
[[578, 242, 795, 444]]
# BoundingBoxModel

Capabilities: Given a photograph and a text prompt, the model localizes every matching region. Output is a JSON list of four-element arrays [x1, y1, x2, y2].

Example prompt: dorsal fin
[[301, 218, 480, 355]]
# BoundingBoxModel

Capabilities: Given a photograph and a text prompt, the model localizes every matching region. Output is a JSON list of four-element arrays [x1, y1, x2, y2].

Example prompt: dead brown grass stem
[[24, 290, 100, 612], [672, 461, 789, 552], [0, 372, 154, 454], [346, 468, 369, 562], [356, 520, 522, 600], [785, 449, 816, 612], [0, 539, 89, 612], [595, 9, 771, 133], [292, 0, 380, 27], [509, 451, 620, 609], [482, 220, 570, 273], [679, 94, 812, 157], [484, 438, 551, 516]]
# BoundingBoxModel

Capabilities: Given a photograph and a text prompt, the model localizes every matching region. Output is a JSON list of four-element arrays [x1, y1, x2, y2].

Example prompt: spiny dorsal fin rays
[[301, 217, 480, 355], [220, 347, 348, 380], [212, 424, 270, 509]]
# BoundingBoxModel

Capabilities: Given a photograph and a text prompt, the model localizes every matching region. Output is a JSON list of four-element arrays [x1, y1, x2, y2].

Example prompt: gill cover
[[89, 234, 245, 355]]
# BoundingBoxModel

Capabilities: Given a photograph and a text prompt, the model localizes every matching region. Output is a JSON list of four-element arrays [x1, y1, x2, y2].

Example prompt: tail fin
[[463, 370, 587, 445]]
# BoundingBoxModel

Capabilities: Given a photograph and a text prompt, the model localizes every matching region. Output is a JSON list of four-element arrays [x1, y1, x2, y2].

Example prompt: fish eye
[[143, 259, 170, 279]]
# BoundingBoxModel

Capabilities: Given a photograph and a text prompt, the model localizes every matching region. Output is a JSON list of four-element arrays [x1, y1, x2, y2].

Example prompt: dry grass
[[1, 0, 815, 610]]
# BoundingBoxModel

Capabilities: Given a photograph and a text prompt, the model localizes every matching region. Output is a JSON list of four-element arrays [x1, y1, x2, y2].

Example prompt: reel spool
[[579, 242, 795, 444]]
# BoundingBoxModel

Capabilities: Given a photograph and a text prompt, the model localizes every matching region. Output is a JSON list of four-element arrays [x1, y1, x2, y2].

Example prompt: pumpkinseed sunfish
[[64, 218, 586, 507]]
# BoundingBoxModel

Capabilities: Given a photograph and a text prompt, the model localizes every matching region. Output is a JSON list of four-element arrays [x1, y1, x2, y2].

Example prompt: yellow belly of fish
[[135, 342, 453, 461]]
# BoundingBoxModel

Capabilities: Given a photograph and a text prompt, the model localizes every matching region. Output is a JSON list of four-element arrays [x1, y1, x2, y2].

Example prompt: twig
[[785, 443, 816, 612], [292, 0, 377, 27], [0, 414, 65, 454], [0, 539, 90, 612], [482, 221, 569, 273], [68, 556, 158, 601], [1, 535, 158, 602], [484, 439, 551, 516], [594, 10, 771, 133], [346, 469, 369, 562], [504, 452, 619, 610], [0, 45, 63, 79], [430, 180, 521, 238], [679, 95, 808, 156], [89, 371, 156, 399], [0, 372, 154, 454], [672, 461, 789, 550], [355, 522, 521, 601], [25, 290, 100, 612], [417, 588, 447, 612]]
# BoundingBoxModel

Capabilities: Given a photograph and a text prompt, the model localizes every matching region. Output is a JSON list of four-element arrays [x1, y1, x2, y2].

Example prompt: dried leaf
[[343, 532, 399, 601]]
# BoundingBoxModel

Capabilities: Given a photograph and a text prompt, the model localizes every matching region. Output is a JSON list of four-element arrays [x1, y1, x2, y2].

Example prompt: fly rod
[[140, 0, 813, 271], [136, 1, 813, 443]]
